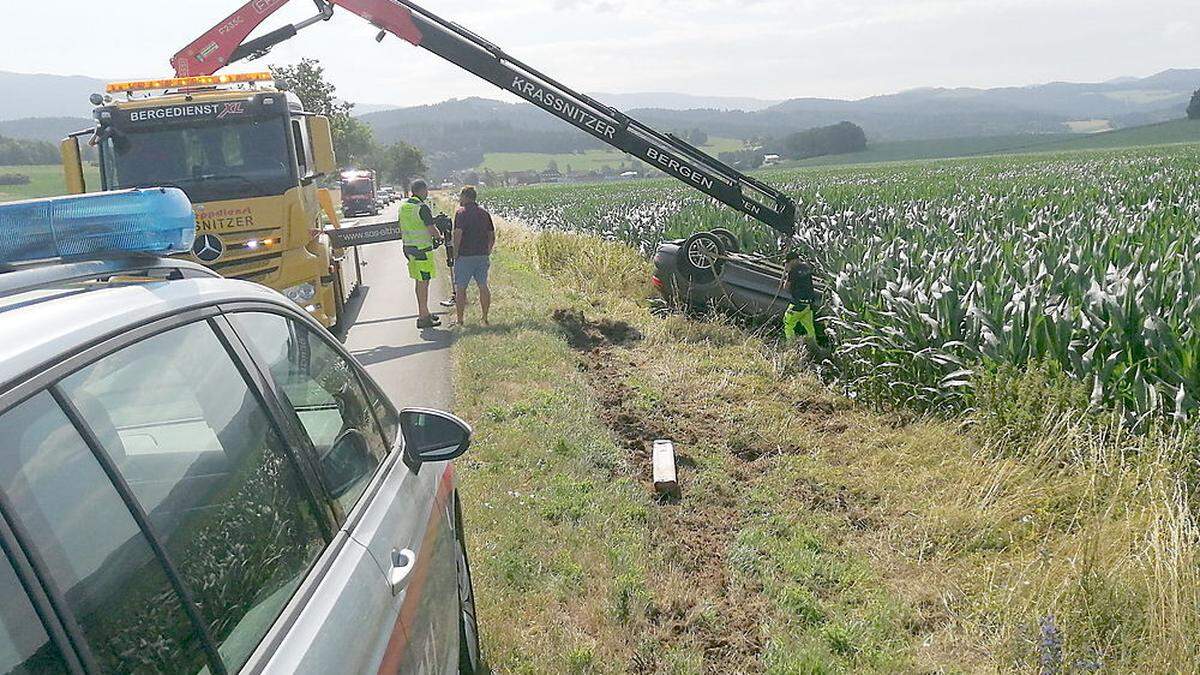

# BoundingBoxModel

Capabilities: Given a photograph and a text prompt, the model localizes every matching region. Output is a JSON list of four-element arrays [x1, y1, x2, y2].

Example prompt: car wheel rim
[[687, 238, 720, 270]]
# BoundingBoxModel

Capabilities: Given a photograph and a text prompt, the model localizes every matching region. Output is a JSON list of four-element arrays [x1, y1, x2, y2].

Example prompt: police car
[[0, 188, 481, 673]]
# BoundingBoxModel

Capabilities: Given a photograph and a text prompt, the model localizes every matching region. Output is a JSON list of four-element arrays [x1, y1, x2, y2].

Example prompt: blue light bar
[[0, 188, 195, 265]]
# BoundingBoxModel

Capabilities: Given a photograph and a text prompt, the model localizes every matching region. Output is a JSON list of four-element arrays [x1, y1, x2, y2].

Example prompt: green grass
[[0, 164, 100, 201], [478, 137, 746, 173], [451, 219, 1200, 671], [797, 118, 1200, 167]]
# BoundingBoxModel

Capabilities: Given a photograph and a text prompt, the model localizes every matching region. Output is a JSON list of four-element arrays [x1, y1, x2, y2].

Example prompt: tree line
[[719, 121, 867, 168], [0, 134, 59, 165]]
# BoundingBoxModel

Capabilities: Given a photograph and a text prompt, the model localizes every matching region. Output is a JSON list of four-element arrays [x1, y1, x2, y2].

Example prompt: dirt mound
[[552, 308, 643, 351]]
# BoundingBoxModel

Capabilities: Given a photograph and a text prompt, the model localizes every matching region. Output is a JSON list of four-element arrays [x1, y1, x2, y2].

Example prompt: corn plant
[[484, 145, 1200, 421]]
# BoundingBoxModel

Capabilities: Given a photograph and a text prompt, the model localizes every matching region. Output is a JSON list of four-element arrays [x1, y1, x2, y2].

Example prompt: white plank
[[652, 439, 679, 497]]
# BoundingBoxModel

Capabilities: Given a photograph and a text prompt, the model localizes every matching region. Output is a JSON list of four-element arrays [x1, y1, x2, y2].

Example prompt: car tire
[[708, 227, 741, 253], [677, 231, 725, 284], [455, 495, 482, 674]]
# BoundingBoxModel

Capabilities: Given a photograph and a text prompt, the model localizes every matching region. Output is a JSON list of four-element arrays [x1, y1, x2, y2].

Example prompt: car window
[[0, 391, 210, 673], [229, 312, 393, 516], [58, 320, 327, 673], [0, 544, 70, 674]]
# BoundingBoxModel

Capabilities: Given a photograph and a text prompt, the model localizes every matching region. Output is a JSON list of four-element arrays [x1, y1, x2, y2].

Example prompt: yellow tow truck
[[59, 71, 359, 328]]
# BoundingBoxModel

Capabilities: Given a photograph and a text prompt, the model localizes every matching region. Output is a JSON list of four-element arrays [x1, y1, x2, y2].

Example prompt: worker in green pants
[[782, 252, 818, 346]]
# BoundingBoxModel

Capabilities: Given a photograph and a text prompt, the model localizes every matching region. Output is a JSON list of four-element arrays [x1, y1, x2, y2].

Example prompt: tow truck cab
[[58, 72, 357, 329]]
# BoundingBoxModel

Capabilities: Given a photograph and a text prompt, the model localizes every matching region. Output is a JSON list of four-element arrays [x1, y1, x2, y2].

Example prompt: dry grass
[[452, 220, 1200, 673]]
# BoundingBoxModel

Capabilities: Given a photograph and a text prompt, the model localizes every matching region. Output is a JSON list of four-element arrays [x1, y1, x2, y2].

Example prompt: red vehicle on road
[[341, 169, 380, 218]]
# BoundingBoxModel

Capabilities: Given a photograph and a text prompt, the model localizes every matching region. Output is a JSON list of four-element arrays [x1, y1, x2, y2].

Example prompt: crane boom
[[173, 0, 796, 236]]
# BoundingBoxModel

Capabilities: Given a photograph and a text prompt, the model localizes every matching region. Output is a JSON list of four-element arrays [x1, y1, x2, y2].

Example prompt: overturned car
[[652, 228, 796, 317]]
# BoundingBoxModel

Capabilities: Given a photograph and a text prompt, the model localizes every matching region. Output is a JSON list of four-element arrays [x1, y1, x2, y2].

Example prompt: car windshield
[[101, 116, 296, 203]]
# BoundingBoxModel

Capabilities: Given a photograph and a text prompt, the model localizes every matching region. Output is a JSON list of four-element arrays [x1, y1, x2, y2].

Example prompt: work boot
[[417, 315, 442, 329]]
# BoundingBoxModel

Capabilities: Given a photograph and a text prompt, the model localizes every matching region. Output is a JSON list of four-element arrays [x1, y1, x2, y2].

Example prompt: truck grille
[[181, 228, 285, 282]]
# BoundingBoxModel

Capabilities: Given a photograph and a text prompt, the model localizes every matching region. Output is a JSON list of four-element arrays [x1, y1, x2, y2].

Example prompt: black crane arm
[[172, 0, 796, 236]]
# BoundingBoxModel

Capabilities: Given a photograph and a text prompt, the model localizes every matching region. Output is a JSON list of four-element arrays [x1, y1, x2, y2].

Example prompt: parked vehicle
[[341, 169, 380, 218], [0, 189, 481, 674]]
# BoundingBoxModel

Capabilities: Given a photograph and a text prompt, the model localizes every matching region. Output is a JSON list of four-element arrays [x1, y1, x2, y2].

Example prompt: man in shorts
[[452, 185, 496, 326], [397, 179, 444, 328]]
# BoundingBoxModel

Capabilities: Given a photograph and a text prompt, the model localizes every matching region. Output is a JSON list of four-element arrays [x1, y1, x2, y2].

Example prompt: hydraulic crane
[[173, 0, 798, 242]]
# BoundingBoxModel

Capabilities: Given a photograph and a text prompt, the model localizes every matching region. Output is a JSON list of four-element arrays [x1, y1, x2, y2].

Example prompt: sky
[[1, 0, 1197, 107]]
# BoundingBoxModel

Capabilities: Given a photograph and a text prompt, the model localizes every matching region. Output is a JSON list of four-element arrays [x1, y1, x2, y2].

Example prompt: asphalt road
[[336, 201, 454, 411]]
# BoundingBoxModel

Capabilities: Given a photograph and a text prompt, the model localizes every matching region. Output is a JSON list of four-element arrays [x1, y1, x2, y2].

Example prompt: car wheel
[[455, 495, 482, 674], [677, 232, 725, 284], [708, 227, 741, 253]]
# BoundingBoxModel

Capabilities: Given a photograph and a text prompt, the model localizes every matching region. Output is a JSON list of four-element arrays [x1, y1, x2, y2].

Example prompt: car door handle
[[389, 548, 417, 596]]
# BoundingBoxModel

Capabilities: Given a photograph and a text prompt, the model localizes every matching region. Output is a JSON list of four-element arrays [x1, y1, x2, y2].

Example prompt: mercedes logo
[[192, 234, 225, 263]]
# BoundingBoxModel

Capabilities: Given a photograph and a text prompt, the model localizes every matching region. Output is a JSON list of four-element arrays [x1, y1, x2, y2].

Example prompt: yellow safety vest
[[398, 197, 434, 248]]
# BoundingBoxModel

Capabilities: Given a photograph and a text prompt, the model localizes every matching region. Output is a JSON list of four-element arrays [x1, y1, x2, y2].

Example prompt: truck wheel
[[331, 266, 347, 332], [709, 228, 741, 253], [677, 232, 725, 283]]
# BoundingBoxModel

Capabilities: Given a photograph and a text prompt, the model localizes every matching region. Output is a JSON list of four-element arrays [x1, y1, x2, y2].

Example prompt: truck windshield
[[343, 180, 373, 196], [101, 116, 296, 203]]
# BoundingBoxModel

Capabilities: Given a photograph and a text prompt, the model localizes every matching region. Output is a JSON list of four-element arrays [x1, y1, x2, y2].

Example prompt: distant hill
[[0, 117, 94, 143], [359, 69, 1200, 151], [585, 92, 781, 112], [4, 67, 1197, 174], [353, 92, 781, 116], [0, 71, 107, 121], [352, 103, 402, 116], [796, 119, 1200, 168]]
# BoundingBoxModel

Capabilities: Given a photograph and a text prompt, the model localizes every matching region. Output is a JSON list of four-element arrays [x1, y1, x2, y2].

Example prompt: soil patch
[[562, 322, 769, 670], [552, 308, 643, 351]]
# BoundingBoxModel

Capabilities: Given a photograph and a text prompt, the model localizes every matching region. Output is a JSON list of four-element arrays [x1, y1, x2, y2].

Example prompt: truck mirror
[[59, 137, 87, 194], [308, 115, 337, 176]]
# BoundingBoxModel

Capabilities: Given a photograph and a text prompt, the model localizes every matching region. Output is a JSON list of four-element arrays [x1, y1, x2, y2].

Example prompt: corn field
[[484, 146, 1200, 422]]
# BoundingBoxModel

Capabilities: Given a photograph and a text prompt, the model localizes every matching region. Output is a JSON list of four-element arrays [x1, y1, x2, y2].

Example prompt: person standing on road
[[398, 179, 444, 328], [452, 185, 496, 326]]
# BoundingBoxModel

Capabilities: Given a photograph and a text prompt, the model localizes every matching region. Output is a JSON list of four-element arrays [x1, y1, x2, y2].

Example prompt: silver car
[[0, 189, 480, 674]]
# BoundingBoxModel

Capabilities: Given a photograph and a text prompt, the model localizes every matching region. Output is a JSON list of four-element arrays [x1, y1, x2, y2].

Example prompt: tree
[[370, 141, 428, 189], [270, 59, 376, 164], [338, 118, 377, 165], [781, 121, 867, 160], [1189, 89, 1200, 120]]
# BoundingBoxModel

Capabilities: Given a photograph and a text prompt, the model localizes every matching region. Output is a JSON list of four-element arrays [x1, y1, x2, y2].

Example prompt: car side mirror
[[400, 408, 471, 472], [322, 428, 375, 499]]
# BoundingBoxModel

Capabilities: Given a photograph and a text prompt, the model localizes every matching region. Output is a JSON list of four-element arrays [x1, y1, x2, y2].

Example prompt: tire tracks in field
[[553, 308, 774, 671]]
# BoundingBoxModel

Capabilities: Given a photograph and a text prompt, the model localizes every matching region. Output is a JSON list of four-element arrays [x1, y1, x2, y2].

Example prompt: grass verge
[[451, 221, 1200, 672], [0, 164, 100, 201]]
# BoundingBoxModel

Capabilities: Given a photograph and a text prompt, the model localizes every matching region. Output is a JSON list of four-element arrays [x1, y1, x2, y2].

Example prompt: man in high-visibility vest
[[398, 179, 445, 328]]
